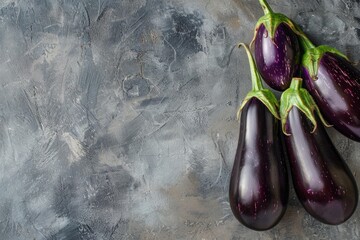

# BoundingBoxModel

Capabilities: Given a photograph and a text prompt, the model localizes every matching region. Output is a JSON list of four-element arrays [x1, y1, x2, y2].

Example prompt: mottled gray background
[[1, 0, 360, 239]]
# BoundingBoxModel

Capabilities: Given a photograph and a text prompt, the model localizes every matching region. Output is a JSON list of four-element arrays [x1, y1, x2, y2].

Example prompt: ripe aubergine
[[299, 35, 360, 141], [229, 43, 288, 231], [280, 78, 358, 225], [251, 0, 300, 91]]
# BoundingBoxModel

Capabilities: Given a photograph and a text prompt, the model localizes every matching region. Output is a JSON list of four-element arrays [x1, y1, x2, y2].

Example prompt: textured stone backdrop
[[1, 0, 360, 239]]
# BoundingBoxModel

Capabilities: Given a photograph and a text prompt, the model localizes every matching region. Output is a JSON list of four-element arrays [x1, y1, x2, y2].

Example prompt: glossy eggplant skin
[[229, 98, 288, 231], [284, 107, 358, 225], [254, 23, 300, 91], [302, 52, 360, 141]]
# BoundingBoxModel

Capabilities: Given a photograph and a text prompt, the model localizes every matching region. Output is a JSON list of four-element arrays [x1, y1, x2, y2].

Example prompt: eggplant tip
[[281, 119, 291, 136], [282, 127, 291, 136], [237, 42, 245, 48], [310, 124, 318, 134], [283, 131, 291, 136]]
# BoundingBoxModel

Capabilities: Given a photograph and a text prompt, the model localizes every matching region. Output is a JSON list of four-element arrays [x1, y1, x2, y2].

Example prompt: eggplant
[[229, 43, 288, 231], [280, 78, 358, 225], [251, 0, 300, 91], [252, 0, 360, 141], [299, 37, 360, 141]]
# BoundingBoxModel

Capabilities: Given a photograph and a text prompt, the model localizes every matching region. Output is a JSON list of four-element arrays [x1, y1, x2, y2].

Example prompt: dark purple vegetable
[[229, 43, 288, 231], [253, 0, 360, 141], [301, 49, 360, 141], [280, 78, 358, 225], [251, 0, 300, 91]]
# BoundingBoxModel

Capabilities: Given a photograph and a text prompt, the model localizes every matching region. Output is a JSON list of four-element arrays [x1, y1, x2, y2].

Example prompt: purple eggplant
[[280, 78, 358, 225], [229, 43, 288, 231], [251, 0, 300, 91], [299, 37, 360, 141]]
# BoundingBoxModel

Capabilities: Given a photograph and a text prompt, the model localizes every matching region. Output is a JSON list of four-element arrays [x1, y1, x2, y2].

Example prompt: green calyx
[[250, 0, 305, 46], [292, 17, 349, 80], [280, 77, 331, 136], [301, 44, 349, 80], [237, 42, 280, 120]]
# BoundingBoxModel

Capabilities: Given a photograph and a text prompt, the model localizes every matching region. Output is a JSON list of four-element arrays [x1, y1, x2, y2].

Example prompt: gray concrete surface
[[1, 0, 360, 239]]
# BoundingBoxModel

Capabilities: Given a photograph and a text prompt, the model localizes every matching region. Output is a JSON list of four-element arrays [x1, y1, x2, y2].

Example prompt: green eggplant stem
[[238, 43, 264, 91], [289, 77, 302, 90], [297, 32, 316, 50], [259, 0, 273, 15], [237, 42, 280, 120]]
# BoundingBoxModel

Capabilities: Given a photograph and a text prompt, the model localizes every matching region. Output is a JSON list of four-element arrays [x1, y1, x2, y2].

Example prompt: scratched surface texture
[[1, 0, 360, 239]]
